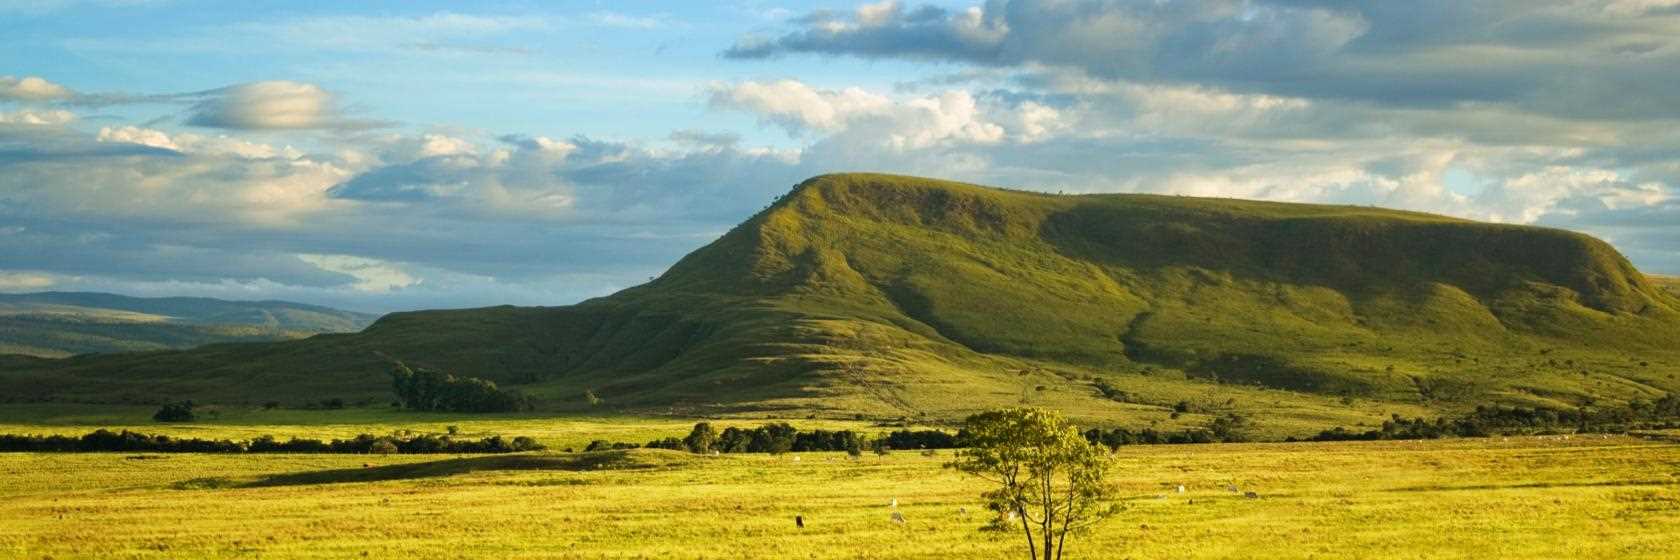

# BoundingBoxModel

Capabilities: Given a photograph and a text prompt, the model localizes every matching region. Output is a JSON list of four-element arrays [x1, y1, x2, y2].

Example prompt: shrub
[[584, 439, 639, 452], [683, 422, 718, 453], [1092, 378, 1132, 402], [645, 437, 685, 450], [510, 436, 542, 452], [152, 401, 197, 422], [369, 440, 398, 455]]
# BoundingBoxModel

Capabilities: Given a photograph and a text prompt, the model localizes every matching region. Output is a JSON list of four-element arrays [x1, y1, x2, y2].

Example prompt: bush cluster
[[389, 362, 528, 413], [1079, 413, 1252, 449], [152, 401, 197, 422], [581, 423, 960, 455], [0, 429, 544, 454]]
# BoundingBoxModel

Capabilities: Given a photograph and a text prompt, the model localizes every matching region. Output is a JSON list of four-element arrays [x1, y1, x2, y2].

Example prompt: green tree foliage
[[585, 439, 639, 452], [682, 422, 718, 453], [1304, 394, 1680, 441], [948, 408, 1120, 560], [152, 401, 197, 422], [675, 423, 924, 455], [0, 429, 544, 454], [389, 362, 527, 413], [644, 437, 685, 450], [749, 422, 798, 455]]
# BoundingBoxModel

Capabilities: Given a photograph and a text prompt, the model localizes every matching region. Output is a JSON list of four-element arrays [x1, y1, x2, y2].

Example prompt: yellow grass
[[2, 434, 1677, 558]]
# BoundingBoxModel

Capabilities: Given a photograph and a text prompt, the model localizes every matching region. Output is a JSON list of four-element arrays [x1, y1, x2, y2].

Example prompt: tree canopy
[[948, 407, 1120, 560]]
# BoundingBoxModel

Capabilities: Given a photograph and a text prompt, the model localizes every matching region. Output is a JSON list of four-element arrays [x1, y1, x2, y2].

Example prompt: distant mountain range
[[0, 292, 378, 357], [4, 174, 1677, 435]]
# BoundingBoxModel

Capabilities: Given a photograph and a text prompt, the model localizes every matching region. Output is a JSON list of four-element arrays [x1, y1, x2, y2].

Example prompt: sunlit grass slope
[[5, 174, 1678, 433], [1, 436, 1675, 559]]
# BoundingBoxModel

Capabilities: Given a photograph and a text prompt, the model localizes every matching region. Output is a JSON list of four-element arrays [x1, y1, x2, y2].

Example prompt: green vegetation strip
[[0, 430, 543, 454]]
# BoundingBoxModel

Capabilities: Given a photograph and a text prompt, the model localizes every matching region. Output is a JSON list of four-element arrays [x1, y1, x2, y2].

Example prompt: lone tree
[[947, 407, 1120, 560]]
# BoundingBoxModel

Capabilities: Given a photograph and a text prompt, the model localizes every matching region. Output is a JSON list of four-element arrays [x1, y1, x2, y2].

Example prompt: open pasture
[[2, 432, 1676, 559]]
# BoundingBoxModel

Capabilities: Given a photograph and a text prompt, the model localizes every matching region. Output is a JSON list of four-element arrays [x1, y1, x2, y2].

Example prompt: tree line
[[590, 419, 1255, 455], [583, 422, 962, 455], [0, 429, 544, 454], [1302, 393, 1680, 442], [389, 362, 529, 413]]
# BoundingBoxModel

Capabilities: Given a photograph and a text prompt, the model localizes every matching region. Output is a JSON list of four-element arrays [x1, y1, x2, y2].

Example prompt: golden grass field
[[2, 417, 1677, 559]]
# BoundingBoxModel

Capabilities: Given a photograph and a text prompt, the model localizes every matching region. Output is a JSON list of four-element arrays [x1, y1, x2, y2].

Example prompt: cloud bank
[[4, 2, 1679, 311]]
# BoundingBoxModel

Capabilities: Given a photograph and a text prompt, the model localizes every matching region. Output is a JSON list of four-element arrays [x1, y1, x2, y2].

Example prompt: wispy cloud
[[588, 11, 680, 30]]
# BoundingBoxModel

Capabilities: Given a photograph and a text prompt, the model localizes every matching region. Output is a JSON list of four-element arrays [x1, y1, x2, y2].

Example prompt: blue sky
[[3, 1, 1679, 312]]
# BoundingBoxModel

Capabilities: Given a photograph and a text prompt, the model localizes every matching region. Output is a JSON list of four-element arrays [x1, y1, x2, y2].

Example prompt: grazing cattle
[[1244, 491, 1260, 499]]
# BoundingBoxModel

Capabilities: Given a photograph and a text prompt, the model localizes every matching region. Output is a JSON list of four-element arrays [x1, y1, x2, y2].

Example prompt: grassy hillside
[[0, 292, 378, 357], [5, 174, 1677, 434]]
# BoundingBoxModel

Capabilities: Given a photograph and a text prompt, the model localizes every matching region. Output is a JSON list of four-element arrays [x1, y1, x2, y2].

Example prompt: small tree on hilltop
[[947, 408, 1120, 560]]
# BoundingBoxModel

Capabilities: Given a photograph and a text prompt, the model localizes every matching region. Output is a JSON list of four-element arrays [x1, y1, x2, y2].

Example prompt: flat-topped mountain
[[5, 174, 1676, 433], [0, 292, 378, 358]]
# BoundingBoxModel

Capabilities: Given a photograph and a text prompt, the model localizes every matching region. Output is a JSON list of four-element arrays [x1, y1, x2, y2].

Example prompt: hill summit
[[7, 174, 1678, 432]]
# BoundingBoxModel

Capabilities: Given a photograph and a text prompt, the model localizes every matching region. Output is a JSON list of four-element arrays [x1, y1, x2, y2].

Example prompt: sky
[[2, 0, 1679, 312]]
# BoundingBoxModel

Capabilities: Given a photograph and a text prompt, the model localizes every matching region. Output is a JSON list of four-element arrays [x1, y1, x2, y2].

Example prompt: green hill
[[0, 292, 378, 358], [4, 174, 1677, 434]]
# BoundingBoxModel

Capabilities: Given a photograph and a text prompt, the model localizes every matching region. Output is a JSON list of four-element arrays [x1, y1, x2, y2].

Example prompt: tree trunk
[[1018, 505, 1037, 560]]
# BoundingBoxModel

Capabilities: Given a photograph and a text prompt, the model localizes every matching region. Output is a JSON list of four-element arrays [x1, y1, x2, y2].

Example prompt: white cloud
[[0, 75, 73, 101], [588, 11, 675, 29], [96, 125, 303, 159], [13, 125, 351, 227], [0, 271, 57, 292], [1479, 167, 1671, 224], [297, 254, 418, 293], [0, 109, 75, 125], [708, 80, 1055, 149], [97, 125, 180, 151], [417, 133, 477, 157], [856, 1, 902, 27], [184, 81, 373, 130], [709, 79, 890, 132]]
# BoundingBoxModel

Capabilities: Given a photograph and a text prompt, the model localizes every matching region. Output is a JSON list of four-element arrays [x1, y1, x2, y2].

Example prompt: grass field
[[2, 425, 1677, 558]]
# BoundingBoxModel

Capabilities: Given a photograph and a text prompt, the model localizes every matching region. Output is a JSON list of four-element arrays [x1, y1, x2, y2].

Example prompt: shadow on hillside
[[234, 450, 683, 488]]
